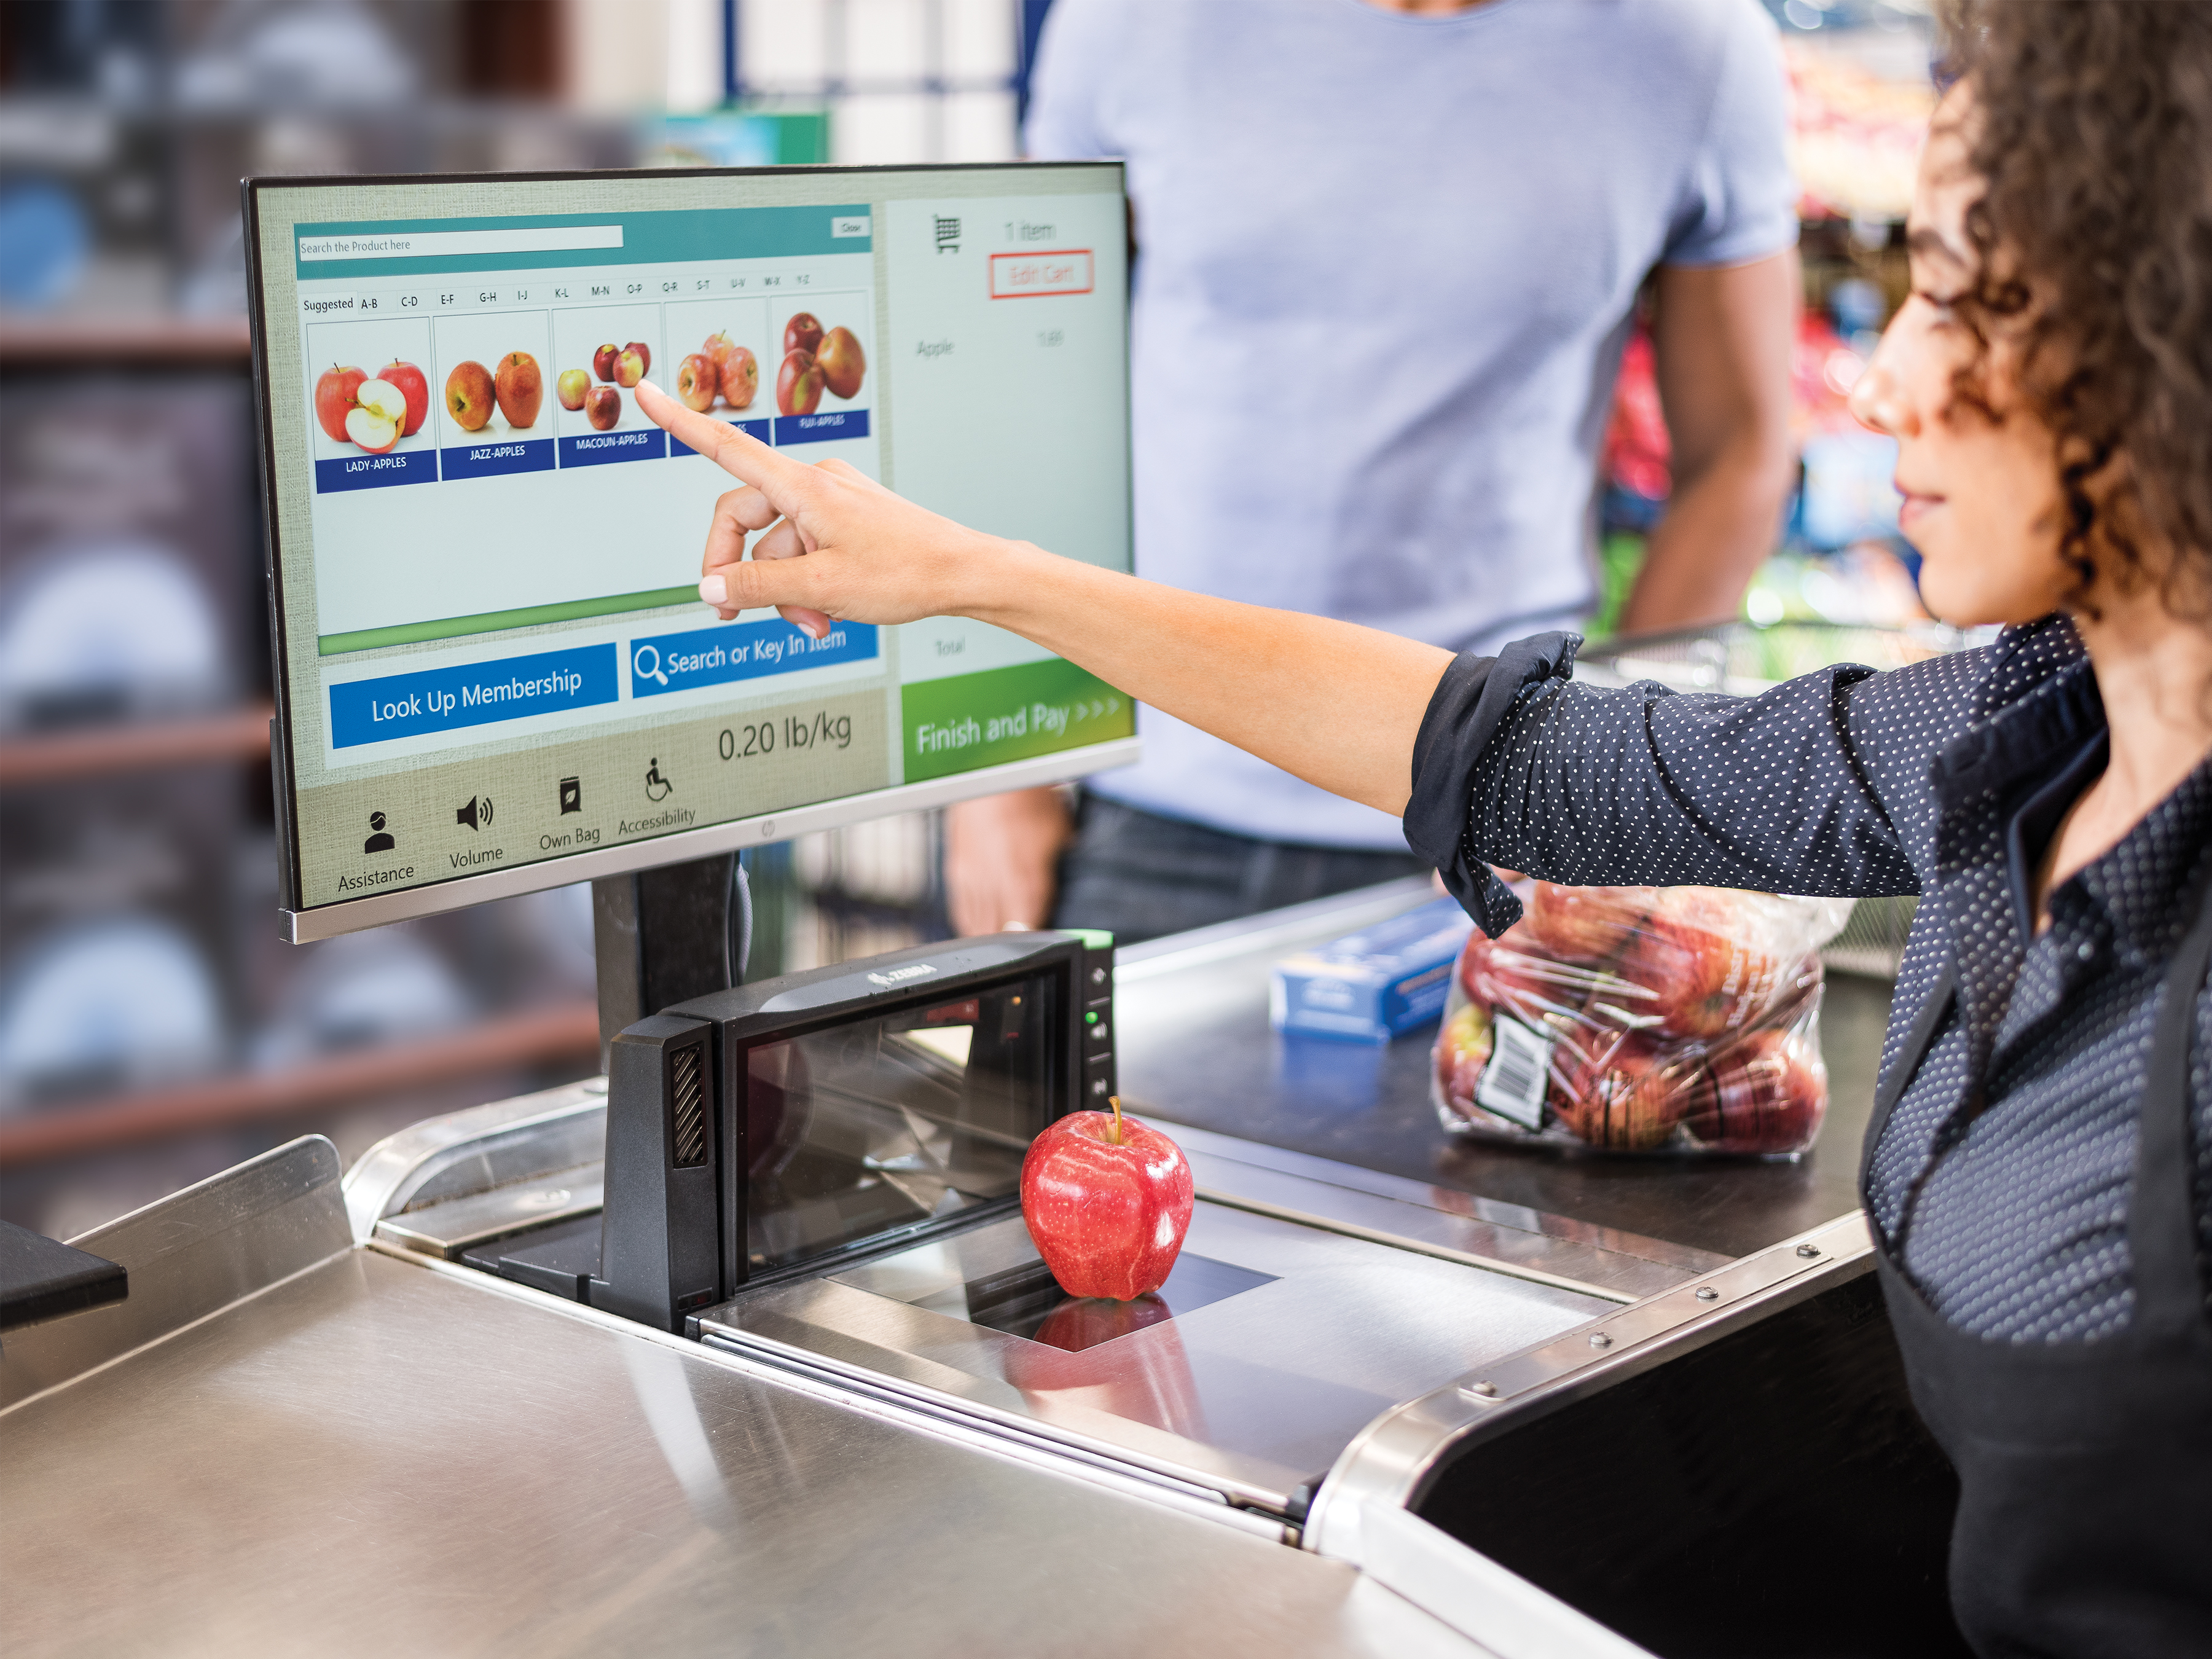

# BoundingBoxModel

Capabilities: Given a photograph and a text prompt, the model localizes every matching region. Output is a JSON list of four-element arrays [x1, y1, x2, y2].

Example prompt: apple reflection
[[1004, 1293, 1209, 1441]]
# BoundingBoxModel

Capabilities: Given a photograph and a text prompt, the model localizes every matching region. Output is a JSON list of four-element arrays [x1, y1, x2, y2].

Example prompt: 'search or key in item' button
[[630, 617, 877, 699], [327, 643, 619, 748]]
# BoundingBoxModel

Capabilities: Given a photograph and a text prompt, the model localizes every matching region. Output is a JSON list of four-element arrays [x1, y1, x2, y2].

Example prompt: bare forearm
[[1617, 444, 1791, 633], [976, 545, 1452, 817], [1620, 252, 1797, 636]]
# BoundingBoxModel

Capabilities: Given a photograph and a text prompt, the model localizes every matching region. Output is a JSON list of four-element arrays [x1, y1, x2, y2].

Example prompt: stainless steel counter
[[2, 883, 1905, 1659], [0, 1137, 1522, 1658], [1113, 879, 1894, 1261]]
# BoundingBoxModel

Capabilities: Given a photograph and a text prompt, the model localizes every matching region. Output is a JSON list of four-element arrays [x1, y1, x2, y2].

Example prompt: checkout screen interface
[[246, 165, 1131, 916]]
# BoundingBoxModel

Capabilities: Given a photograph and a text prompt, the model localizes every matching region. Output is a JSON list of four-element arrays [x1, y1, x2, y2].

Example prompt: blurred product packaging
[[1272, 898, 1477, 1045]]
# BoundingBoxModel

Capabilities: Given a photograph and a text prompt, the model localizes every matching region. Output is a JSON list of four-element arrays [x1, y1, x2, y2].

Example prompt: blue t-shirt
[[1026, 0, 1795, 848]]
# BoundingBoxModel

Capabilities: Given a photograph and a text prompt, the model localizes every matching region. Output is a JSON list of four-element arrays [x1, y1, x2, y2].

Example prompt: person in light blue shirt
[[946, 0, 1800, 944]]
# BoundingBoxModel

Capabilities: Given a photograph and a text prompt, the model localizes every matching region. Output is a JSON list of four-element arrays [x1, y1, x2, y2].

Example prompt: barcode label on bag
[[1477, 1015, 1553, 1129]]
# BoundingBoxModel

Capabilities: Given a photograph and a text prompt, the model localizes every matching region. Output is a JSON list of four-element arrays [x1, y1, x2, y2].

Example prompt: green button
[[1085, 1011, 1099, 1024], [1071, 928, 1115, 951]]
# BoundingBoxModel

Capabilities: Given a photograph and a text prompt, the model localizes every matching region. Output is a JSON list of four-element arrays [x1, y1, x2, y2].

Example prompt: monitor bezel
[[243, 161, 1134, 944]]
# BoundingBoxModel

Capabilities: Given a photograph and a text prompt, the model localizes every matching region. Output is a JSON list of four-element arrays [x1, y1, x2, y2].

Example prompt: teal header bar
[[294, 206, 872, 280]]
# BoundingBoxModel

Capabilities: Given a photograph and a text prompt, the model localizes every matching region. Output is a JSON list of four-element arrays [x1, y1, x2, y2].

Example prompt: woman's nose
[[1848, 326, 1916, 439]]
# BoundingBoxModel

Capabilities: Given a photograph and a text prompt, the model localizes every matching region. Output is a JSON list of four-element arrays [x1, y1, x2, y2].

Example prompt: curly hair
[[1939, 1, 2212, 616]]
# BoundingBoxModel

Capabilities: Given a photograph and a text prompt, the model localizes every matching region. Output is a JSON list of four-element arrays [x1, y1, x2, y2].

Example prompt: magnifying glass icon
[[633, 644, 669, 687]]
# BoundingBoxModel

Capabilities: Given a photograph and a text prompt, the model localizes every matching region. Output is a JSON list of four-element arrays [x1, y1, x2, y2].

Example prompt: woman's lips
[[1897, 491, 1943, 533]]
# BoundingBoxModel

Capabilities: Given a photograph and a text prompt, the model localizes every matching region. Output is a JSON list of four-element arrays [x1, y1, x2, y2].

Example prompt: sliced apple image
[[675, 353, 718, 414], [494, 351, 543, 429], [344, 378, 408, 453], [445, 360, 495, 432], [720, 345, 758, 410], [586, 385, 621, 431], [378, 359, 430, 436], [817, 326, 865, 400], [776, 348, 824, 417], [557, 367, 590, 411], [593, 343, 620, 383], [315, 364, 366, 442]]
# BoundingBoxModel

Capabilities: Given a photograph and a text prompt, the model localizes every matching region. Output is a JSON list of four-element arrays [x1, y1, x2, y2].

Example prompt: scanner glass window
[[743, 976, 1055, 1271]]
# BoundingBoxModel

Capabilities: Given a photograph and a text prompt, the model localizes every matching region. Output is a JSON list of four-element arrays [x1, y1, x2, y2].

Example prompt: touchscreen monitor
[[243, 163, 1133, 941]]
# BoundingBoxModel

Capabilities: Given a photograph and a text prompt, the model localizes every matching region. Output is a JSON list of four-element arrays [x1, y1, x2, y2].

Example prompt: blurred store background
[[0, 0, 1934, 1241]]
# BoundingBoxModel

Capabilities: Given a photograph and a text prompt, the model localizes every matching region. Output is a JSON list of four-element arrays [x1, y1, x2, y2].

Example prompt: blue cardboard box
[[1269, 898, 1474, 1043]]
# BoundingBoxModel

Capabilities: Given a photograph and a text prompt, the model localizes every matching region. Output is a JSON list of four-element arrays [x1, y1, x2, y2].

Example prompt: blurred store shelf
[[0, 700, 272, 786], [0, 314, 252, 364], [0, 997, 598, 1166]]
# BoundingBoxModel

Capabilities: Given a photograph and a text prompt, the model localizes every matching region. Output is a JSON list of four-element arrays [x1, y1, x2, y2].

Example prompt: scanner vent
[[669, 1043, 707, 1169]]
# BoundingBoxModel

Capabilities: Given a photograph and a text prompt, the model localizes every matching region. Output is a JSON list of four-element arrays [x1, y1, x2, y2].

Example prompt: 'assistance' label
[[1477, 1015, 1553, 1129]]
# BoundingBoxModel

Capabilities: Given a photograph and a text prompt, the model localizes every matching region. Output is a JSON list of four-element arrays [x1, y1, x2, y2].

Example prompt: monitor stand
[[590, 851, 748, 1071]]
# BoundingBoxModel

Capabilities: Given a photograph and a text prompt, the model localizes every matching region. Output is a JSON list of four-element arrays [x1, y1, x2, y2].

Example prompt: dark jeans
[[1049, 794, 1431, 947]]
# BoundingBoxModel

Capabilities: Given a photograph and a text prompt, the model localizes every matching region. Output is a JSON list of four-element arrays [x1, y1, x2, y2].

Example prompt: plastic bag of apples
[[1432, 882, 1854, 1156]]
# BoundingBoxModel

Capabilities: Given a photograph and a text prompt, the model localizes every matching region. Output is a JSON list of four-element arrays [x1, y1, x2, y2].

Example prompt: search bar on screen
[[298, 226, 624, 262]]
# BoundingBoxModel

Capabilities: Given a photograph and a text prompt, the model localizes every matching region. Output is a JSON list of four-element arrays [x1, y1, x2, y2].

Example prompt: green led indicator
[[1085, 1011, 1099, 1024]]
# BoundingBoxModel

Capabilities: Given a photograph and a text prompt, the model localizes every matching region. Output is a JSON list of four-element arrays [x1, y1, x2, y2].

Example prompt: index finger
[[635, 378, 815, 511]]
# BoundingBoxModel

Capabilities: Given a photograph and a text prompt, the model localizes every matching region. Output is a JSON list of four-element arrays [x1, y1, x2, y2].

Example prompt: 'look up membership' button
[[327, 643, 619, 748]]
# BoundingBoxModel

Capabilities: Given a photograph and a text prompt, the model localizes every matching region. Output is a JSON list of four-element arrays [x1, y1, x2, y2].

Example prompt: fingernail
[[700, 575, 727, 605], [638, 378, 661, 399]]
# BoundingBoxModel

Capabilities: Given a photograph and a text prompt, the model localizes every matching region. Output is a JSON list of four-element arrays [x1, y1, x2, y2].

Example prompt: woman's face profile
[[1849, 85, 2073, 629]]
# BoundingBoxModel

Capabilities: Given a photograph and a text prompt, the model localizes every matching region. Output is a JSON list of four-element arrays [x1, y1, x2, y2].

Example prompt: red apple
[[1685, 1026, 1827, 1153], [1461, 922, 1587, 1026], [1021, 1097, 1194, 1301], [1615, 886, 1788, 1040], [557, 367, 590, 411], [1550, 1034, 1700, 1152], [445, 360, 495, 432], [817, 325, 865, 399], [675, 352, 718, 413], [720, 345, 759, 410], [1525, 884, 1650, 963], [493, 350, 542, 429], [777, 348, 825, 417], [614, 345, 647, 389], [377, 359, 429, 436], [626, 341, 651, 377], [783, 312, 824, 357], [702, 330, 737, 374], [585, 385, 621, 431], [343, 378, 407, 453], [593, 343, 620, 382], [315, 364, 366, 441]]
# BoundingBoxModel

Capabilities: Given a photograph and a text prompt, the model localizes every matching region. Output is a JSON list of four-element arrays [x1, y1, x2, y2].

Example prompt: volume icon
[[455, 794, 494, 830]]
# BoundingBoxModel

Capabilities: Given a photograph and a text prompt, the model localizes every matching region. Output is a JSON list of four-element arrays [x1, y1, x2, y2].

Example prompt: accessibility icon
[[644, 758, 673, 802]]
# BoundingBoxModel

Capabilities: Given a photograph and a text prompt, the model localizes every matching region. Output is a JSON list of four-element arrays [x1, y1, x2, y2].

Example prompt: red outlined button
[[989, 249, 1095, 299]]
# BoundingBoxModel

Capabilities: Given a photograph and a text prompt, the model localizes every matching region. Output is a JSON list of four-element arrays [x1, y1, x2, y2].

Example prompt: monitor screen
[[244, 163, 1133, 941]]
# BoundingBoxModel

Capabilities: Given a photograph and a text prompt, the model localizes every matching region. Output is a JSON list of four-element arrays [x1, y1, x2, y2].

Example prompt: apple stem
[[1107, 1094, 1124, 1146]]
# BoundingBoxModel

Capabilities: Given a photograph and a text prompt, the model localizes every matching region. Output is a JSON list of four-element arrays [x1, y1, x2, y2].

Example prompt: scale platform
[[372, 1077, 1723, 1522]]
